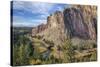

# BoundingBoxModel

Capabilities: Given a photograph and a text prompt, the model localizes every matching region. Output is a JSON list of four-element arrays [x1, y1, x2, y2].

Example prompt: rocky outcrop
[[63, 7, 89, 39], [37, 11, 66, 46], [47, 11, 64, 28], [32, 23, 47, 36], [32, 5, 97, 45], [63, 5, 97, 40]]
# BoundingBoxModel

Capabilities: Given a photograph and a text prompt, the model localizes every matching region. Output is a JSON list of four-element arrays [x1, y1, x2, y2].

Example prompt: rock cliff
[[64, 5, 97, 40], [32, 5, 97, 45]]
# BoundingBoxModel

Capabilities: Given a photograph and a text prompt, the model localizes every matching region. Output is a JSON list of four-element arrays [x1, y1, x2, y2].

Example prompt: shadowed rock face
[[74, 5, 97, 40], [63, 8, 89, 39], [63, 5, 97, 40]]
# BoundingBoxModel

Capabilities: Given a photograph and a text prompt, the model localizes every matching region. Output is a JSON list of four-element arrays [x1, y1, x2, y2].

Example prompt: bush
[[90, 51, 97, 61], [60, 39, 75, 63], [13, 35, 34, 66]]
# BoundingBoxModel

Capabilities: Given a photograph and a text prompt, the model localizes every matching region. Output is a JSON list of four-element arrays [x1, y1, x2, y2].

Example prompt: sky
[[12, 1, 69, 27]]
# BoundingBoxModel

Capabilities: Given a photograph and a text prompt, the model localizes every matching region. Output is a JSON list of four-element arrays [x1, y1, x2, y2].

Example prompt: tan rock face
[[41, 11, 66, 46], [47, 11, 64, 28], [32, 11, 66, 46], [32, 5, 97, 45], [32, 23, 47, 36]]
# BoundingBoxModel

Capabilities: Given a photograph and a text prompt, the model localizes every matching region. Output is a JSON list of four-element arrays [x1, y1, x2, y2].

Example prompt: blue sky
[[12, 1, 69, 27]]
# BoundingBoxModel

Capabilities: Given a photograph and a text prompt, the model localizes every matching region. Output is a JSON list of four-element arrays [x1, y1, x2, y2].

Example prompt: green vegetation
[[13, 35, 34, 65], [12, 27, 97, 66], [13, 34, 75, 65]]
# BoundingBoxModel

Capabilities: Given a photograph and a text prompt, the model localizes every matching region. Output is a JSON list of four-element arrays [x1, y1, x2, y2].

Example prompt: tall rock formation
[[73, 5, 97, 40], [37, 11, 66, 46], [32, 5, 97, 45], [63, 5, 97, 40], [63, 7, 89, 39]]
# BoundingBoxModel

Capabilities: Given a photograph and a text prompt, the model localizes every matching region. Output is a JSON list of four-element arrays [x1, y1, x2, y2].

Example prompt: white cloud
[[13, 1, 25, 9], [13, 15, 26, 22], [56, 6, 64, 11], [13, 22, 35, 27], [36, 20, 47, 24], [31, 19, 47, 25], [13, 15, 47, 27], [31, 2, 55, 14], [13, 1, 55, 15], [12, 1, 67, 27], [13, 20, 47, 27]]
